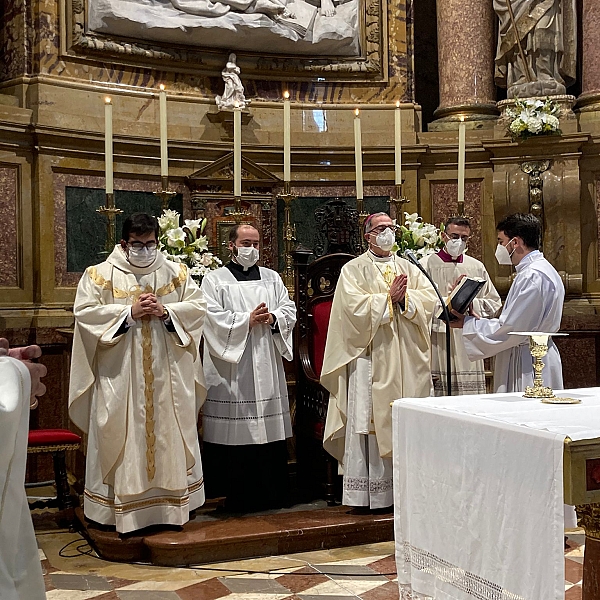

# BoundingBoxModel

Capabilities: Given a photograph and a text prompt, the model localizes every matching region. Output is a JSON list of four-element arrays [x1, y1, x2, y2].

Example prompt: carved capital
[[576, 503, 600, 539]]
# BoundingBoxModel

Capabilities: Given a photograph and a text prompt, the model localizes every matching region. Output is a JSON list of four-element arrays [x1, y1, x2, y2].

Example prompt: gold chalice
[[510, 332, 580, 404]]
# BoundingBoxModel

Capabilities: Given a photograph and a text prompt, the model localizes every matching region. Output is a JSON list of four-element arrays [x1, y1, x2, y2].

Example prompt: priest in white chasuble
[[0, 345, 47, 600], [321, 212, 437, 510], [420, 216, 501, 396], [200, 224, 296, 512], [452, 213, 565, 393], [69, 213, 207, 534]]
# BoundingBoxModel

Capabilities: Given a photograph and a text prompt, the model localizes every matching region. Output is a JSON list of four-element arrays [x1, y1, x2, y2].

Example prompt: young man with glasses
[[321, 212, 437, 510], [420, 216, 501, 396], [69, 212, 207, 533]]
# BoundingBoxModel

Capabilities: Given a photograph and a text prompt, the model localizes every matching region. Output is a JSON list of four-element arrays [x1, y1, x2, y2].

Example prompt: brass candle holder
[[389, 183, 410, 221], [96, 193, 123, 253], [278, 181, 297, 298], [511, 333, 580, 404], [154, 175, 176, 211]]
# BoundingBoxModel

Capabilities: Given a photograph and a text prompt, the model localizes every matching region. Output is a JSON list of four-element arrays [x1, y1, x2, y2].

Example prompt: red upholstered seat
[[311, 300, 333, 379], [28, 429, 81, 446]]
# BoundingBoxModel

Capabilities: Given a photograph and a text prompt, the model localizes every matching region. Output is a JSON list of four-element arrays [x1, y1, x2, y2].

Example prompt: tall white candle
[[159, 84, 168, 178], [283, 91, 291, 182], [354, 108, 363, 200], [395, 101, 402, 185], [104, 96, 113, 195], [234, 105, 242, 198], [458, 116, 466, 204]]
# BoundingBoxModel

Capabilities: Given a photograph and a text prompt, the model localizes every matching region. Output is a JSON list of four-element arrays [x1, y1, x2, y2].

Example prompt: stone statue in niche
[[494, 0, 577, 98], [216, 54, 249, 110], [87, 0, 360, 57]]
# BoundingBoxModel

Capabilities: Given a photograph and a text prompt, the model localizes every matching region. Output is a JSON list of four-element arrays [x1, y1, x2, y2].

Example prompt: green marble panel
[[276, 196, 389, 270], [66, 187, 183, 272]]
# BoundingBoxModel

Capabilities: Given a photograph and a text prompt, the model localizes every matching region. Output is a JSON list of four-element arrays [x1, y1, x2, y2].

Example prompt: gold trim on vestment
[[27, 443, 80, 454], [156, 264, 187, 297], [84, 478, 204, 514], [141, 316, 156, 482]]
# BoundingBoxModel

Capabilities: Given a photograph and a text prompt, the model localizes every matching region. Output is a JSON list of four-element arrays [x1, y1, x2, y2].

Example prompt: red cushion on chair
[[311, 300, 333, 379], [28, 429, 81, 446]]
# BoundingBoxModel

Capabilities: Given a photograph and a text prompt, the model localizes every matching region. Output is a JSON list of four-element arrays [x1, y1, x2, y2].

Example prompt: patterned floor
[[36, 530, 584, 600]]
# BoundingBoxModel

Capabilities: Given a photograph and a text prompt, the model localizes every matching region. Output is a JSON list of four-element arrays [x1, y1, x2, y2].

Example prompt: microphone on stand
[[402, 249, 453, 396]]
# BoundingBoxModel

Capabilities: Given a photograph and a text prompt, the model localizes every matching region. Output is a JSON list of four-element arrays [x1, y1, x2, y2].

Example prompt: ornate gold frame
[[66, 0, 387, 82]]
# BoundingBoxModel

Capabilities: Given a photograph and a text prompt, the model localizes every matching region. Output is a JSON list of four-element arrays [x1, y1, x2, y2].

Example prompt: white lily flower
[[167, 227, 186, 248], [184, 219, 203, 237]]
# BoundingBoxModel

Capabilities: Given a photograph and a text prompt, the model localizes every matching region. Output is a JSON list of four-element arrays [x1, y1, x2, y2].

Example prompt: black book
[[437, 277, 486, 322]]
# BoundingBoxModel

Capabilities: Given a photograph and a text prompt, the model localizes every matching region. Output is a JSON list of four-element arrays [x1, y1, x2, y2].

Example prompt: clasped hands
[[0, 338, 47, 408], [131, 293, 166, 320], [390, 274, 407, 304], [249, 302, 274, 328]]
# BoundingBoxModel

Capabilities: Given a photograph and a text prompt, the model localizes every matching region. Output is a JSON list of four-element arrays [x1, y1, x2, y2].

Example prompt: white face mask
[[445, 238, 467, 259], [235, 246, 259, 270], [127, 247, 157, 268], [495, 239, 515, 265], [374, 227, 395, 252]]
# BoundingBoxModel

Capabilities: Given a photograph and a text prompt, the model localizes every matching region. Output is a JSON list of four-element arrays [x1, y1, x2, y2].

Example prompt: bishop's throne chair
[[293, 199, 361, 505]]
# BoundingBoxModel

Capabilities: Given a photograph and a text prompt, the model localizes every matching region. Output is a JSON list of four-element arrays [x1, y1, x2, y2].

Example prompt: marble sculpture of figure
[[494, 0, 577, 98], [216, 54, 248, 110]]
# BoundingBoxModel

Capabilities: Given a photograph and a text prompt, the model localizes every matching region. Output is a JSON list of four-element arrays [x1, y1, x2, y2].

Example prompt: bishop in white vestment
[[69, 214, 207, 533], [321, 213, 437, 509], [420, 217, 501, 396], [453, 213, 565, 393], [0, 356, 46, 600], [201, 224, 297, 511]]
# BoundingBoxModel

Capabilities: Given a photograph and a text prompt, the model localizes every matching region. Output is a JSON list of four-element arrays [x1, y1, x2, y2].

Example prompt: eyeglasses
[[128, 241, 158, 250], [368, 225, 396, 235], [445, 233, 470, 242]]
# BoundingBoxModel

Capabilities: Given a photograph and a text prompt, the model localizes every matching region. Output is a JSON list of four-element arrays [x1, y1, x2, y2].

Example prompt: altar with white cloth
[[392, 388, 600, 600]]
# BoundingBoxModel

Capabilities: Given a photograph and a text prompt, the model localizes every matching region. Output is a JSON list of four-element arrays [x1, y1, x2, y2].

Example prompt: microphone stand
[[403, 250, 453, 396]]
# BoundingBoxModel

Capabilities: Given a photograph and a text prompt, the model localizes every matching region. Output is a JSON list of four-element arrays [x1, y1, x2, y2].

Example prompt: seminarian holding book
[[420, 216, 501, 396], [450, 213, 565, 394]]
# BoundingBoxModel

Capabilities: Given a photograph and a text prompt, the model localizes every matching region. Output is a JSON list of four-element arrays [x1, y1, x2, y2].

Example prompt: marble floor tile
[[118, 580, 198, 591], [273, 573, 331, 594], [298, 595, 359, 600], [50, 573, 112, 591], [215, 594, 293, 600], [175, 578, 231, 600], [296, 580, 358, 596], [46, 591, 112, 600], [219, 577, 292, 594], [358, 580, 400, 600], [116, 592, 182, 600]]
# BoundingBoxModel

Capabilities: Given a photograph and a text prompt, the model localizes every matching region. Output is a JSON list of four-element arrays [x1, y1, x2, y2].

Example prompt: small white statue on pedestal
[[216, 53, 248, 110]]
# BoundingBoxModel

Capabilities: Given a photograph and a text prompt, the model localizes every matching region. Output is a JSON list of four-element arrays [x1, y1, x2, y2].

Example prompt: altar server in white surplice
[[420, 216, 501, 396], [0, 342, 47, 600], [321, 212, 437, 510], [201, 224, 296, 512], [451, 213, 565, 393], [69, 213, 207, 534]]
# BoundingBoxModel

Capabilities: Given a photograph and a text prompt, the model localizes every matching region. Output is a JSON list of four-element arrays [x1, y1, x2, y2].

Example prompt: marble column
[[431, 0, 497, 127], [578, 0, 600, 110]]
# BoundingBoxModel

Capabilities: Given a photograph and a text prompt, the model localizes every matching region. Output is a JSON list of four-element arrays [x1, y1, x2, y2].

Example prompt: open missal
[[437, 277, 485, 322]]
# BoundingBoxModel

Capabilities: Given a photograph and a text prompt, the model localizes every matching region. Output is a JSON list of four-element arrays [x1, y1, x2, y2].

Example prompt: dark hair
[[121, 213, 159, 242], [228, 223, 258, 243], [496, 213, 541, 250], [445, 216, 471, 230]]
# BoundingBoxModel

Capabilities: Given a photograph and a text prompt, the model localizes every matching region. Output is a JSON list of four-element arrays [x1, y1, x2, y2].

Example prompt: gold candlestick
[[154, 175, 176, 211], [230, 195, 250, 223], [389, 183, 410, 221], [96, 193, 123, 253], [278, 181, 297, 297]]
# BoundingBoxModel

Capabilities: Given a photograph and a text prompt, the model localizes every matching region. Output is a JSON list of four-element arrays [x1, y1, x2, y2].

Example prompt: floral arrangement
[[506, 98, 561, 141], [157, 209, 221, 283], [393, 212, 442, 259]]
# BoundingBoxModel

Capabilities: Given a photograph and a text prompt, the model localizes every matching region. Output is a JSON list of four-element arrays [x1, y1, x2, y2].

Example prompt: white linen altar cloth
[[392, 388, 600, 600]]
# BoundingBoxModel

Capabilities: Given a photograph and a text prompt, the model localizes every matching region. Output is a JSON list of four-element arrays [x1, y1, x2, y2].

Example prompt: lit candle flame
[[355, 108, 360, 117], [396, 100, 400, 108], [460, 115, 465, 122], [159, 84, 165, 91], [105, 97, 112, 104], [283, 91, 290, 99]]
